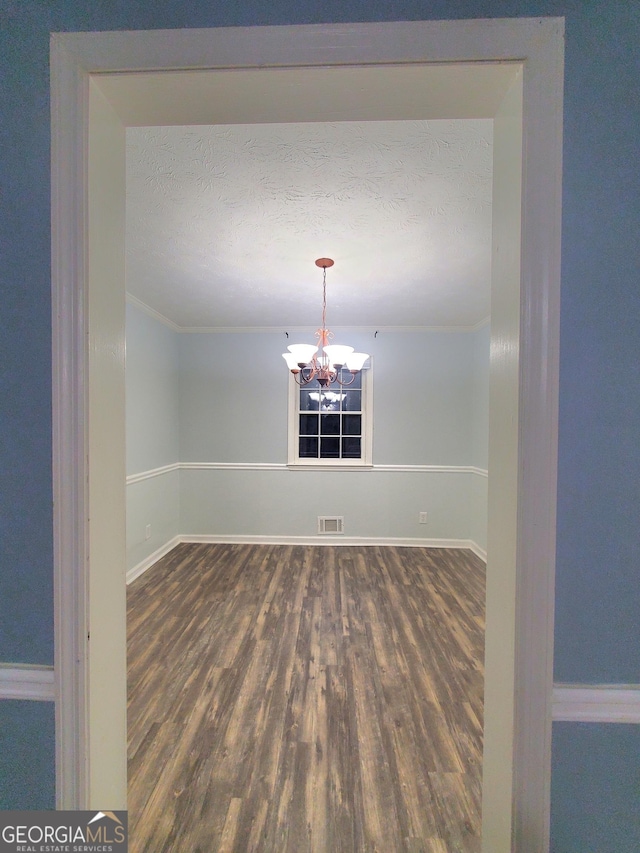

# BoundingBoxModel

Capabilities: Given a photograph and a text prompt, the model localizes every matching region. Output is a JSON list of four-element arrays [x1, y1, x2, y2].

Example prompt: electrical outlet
[[419, 512, 428, 524], [145, 524, 151, 540]]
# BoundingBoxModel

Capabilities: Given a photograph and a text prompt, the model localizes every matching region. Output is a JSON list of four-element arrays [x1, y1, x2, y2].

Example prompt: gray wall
[[1, 2, 638, 846], [126, 303, 180, 475], [178, 329, 289, 464], [468, 324, 489, 545], [177, 327, 483, 466], [126, 303, 181, 569], [471, 323, 490, 471], [370, 330, 481, 465]]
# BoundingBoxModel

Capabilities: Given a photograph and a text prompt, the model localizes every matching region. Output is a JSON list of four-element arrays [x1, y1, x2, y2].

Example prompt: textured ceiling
[[126, 119, 493, 329]]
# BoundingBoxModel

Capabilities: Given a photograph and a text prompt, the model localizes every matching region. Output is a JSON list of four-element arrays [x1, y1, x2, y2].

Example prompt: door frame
[[51, 18, 564, 852]]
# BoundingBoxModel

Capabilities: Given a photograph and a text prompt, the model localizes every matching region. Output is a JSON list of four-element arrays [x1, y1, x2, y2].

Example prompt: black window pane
[[342, 414, 361, 436], [342, 390, 361, 411], [342, 369, 361, 390], [300, 389, 320, 411], [342, 437, 361, 458], [299, 414, 319, 436], [320, 414, 340, 435], [320, 437, 340, 458], [299, 437, 319, 458]]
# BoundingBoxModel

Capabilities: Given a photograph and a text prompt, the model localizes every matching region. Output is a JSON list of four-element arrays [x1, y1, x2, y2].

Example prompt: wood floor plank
[[128, 544, 485, 852]]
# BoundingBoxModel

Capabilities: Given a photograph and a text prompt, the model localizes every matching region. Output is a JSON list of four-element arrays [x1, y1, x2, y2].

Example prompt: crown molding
[[126, 293, 181, 331], [124, 308, 493, 335]]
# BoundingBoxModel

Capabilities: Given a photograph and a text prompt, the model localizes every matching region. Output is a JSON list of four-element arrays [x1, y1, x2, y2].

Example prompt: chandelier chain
[[322, 265, 327, 332]]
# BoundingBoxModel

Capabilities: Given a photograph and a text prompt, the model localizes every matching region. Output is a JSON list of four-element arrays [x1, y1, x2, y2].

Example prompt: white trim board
[[126, 535, 181, 584], [0, 664, 55, 702], [374, 464, 488, 477], [126, 462, 489, 484], [552, 684, 640, 724], [179, 461, 285, 472], [6, 660, 640, 726], [126, 535, 487, 585], [126, 292, 181, 332], [184, 534, 489, 562], [126, 462, 180, 485]]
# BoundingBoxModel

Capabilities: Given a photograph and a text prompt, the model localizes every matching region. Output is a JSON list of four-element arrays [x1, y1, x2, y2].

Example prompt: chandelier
[[282, 258, 369, 387]]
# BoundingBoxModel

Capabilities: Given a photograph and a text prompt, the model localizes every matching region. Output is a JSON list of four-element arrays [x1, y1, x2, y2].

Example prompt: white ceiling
[[126, 118, 493, 329]]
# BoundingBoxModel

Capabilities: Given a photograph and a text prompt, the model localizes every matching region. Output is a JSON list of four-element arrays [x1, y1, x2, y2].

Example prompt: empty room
[[124, 117, 490, 851]]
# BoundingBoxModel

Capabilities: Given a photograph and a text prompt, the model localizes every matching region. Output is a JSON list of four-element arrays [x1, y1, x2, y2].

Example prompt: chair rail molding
[[552, 684, 640, 724], [126, 461, 489, 482], [0, 664, 55, 702]]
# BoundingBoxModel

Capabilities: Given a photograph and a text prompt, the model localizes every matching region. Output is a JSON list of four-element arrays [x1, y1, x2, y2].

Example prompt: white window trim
[[287, 361, 373, 468]]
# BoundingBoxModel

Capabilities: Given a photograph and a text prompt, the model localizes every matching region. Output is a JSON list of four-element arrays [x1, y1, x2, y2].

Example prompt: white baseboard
[[181, 533, 484, 551], [126, 535, 181, 585], [552, 684, 640, 724], [0, 664, 55, 702], [127, 534, 487, 585], [467, 540, 487, 562]]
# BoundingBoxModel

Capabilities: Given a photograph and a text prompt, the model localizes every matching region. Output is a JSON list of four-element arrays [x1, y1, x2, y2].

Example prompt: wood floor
[[127, 543, 485, 853]]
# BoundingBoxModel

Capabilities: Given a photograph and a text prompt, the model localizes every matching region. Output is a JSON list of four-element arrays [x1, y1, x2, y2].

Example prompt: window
[[288, 364, 372, 466]]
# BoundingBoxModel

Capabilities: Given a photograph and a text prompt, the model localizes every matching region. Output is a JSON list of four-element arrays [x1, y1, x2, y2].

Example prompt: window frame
[[287, 360, 373, 468]]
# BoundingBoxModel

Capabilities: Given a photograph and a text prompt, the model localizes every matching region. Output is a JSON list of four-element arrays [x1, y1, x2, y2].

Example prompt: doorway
[[51, 19, 564, 852]]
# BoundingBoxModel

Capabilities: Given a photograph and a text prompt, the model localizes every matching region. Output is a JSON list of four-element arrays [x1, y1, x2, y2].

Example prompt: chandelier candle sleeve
[[344, 352, 369, 371], [323, 344, 354, 366], [282, 259, 369, 388], [286, 344, 318, 367]]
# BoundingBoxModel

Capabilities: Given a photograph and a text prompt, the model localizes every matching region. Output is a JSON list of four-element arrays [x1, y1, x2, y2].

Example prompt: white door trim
[[51, 18, 564, 851]]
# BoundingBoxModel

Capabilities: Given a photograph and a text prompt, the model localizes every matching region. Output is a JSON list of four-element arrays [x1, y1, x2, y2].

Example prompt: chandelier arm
[[298, 366, 316, 385], [335, 370, 358, 387]]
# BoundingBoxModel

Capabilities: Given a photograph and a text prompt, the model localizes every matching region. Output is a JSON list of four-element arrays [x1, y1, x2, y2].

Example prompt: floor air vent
[[317, 516, 344, 535]]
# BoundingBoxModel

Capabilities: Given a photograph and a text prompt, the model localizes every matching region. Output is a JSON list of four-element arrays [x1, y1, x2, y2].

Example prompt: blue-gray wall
[[1, 1, 638, 847], [0, 701, 56, 810], [551, 724, 640, 853]]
